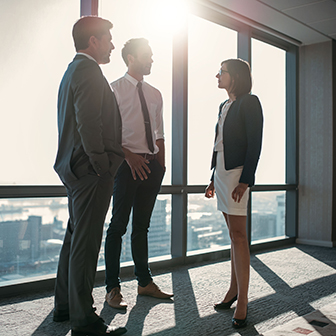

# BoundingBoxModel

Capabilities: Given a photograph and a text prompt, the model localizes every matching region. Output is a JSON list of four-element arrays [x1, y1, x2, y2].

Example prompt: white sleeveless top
[[214, 100, 234, 152]]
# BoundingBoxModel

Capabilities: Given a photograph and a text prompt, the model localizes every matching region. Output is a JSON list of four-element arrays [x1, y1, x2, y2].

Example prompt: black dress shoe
[[53, 309, 69, 322], [71, 317, 127, 336], [214, 295, 237, 310], [232, 309, 248, 329]]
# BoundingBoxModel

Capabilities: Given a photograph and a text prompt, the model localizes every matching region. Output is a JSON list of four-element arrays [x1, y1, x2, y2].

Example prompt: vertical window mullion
[[238, 26, 251, 64], [81, 0, 98, 16], [238, 26, 252, 245], [171, 19, 188, 259], [285, 46, 298, 238]]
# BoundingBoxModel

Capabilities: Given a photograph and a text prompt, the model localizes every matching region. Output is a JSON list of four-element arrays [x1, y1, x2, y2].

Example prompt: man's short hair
[[72, 16, 113, 51], [121, 38, 149, 66]]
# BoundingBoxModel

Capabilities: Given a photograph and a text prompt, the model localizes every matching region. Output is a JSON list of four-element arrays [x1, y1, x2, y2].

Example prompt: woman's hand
[[231, 183, 248, 203], [205, 181, 215, 198]]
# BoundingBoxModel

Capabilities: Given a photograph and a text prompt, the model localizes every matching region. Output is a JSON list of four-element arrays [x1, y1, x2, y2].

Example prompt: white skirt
[[214, 150, 249, 216]]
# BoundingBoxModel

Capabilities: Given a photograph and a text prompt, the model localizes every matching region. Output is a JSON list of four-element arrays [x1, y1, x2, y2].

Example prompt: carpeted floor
[[1, 244, 336, 336]]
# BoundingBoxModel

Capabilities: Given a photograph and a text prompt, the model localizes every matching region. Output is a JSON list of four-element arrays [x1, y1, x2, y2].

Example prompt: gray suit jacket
[[54, 54, 124, 184]]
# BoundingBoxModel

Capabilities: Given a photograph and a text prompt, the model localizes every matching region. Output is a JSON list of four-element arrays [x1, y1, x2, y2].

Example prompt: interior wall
[[298, 40, 336, 247]]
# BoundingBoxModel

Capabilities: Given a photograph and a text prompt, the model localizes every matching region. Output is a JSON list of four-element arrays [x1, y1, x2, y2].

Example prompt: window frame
[[0, 0, 298, 296]]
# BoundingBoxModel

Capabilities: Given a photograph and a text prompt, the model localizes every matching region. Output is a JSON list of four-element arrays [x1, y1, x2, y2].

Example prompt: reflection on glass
[[0, 0, 80, 185], [187, 194, 230, 253], [0, 195, 171, 286], [188, 15, 237, 185], [251, 191, 286, 243], [0, 198, 68, 286], [101, 0, 173, 184], [101, 195, 171, 267], [252, 38, 286, 184]]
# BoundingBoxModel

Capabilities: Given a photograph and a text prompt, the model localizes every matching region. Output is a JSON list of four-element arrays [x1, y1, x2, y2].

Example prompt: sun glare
[[147, 0, 189, 34]]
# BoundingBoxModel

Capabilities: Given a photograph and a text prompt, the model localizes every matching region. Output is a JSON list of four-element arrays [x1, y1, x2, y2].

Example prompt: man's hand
[[231, 183, 248, 203], [205, 181, 215, 198], [123, 148, 151, 180]]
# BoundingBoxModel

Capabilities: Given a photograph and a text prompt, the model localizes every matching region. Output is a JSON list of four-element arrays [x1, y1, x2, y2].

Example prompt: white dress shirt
[[111, 73, 164, 154], [214, 100, 233, 152], [76, 52, 97, 63]]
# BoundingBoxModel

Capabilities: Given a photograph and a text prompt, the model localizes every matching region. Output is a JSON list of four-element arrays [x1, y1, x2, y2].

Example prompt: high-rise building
[[118, 199, 170, 262]]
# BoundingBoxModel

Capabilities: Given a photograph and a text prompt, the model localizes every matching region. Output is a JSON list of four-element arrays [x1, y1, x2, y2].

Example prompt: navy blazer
[[211, 93, 263, 187], [54, 55, 125, 184]]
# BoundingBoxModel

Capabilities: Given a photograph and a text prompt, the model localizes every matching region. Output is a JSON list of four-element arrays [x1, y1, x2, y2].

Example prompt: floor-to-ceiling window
[[187, 14, 237, 253], [0, 0, 79, 287], [0, 0, 297, 290], [100, 0, 174, 264], [251, 38, 288, 243]]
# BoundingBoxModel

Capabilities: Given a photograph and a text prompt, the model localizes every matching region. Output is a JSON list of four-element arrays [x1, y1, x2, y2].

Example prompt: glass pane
[[101, 195, 172, 267], [148, 195, 171, 259], [0, 0, 80, 185], [188, 15, 237, 185], [187, 194, 230, 254], [0, 195, 171, 286], [252, 39, 286, 184], [100, 0, 173, 185], [251, 191, 286, 243], [0, 197, 68, 286]]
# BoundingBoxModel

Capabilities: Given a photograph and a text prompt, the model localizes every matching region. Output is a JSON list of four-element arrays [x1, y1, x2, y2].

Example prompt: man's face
[[132, 45, 153, 76], [96, 31, 114, 64]]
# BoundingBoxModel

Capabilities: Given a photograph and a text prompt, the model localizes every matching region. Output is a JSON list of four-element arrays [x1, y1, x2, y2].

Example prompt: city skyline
[[0, 192, 286, 286]]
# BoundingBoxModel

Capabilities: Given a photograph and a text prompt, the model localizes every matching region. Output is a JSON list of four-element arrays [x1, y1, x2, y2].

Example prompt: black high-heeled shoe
[[232, 308, 248, 329], [214, 294, 238, 310]]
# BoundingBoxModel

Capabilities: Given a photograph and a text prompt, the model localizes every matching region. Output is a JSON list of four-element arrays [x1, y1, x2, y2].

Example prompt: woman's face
[[216, 63, 232, 91]]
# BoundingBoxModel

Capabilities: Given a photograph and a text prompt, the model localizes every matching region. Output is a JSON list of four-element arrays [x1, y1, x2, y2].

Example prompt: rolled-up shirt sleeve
[[155, 92, 164, 140]]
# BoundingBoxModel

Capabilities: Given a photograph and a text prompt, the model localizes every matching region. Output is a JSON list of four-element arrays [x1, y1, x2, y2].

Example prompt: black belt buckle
[[144, 153, 155, 160]]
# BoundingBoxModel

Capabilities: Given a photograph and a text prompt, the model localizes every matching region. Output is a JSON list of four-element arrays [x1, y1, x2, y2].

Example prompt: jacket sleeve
[[239, 95, 263, 186], [72, 63, 109, 176]]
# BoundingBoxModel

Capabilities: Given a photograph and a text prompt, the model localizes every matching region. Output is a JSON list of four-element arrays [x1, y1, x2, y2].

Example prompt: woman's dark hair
[[222, 59, 252, 97], [72, 16, 113, 51], [121, 38, 149, 66]]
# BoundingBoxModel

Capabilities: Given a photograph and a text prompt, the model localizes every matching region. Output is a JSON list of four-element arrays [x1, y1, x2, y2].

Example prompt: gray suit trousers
[[54, 172, 113, 327]]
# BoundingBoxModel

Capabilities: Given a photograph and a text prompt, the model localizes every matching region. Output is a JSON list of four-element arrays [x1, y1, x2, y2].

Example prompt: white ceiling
[[259, 0, 336, 39], [200, 0, 336, 45]]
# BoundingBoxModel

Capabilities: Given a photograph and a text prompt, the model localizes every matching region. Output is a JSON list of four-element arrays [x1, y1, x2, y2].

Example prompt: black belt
[[138, 153, 157, 160]]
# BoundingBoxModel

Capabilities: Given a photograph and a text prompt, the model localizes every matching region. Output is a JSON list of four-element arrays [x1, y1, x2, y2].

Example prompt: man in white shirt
[[104, 38, 173, 309]]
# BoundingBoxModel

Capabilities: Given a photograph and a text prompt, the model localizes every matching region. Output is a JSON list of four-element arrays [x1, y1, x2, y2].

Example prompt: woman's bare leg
[[222, 212, 238, 302], [226, 214, 249, 319]]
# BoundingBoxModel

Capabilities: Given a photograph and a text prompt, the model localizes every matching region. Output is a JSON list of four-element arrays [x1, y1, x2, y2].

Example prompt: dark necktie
[[137, 81, 154, 153]]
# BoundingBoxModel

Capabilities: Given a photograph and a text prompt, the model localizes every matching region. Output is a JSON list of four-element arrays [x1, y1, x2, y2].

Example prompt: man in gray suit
[[53, 16, 126, 336]]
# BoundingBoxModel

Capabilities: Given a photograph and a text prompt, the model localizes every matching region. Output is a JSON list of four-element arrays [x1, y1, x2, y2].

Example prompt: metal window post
[[171, 18, 188, 259], [80, 0, 98, 16], [238, 26, 252, 244], [285, 46, 298, 238]]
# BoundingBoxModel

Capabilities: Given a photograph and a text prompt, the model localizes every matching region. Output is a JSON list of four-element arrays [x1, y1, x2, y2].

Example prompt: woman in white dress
[[205, 59, 263, 329]]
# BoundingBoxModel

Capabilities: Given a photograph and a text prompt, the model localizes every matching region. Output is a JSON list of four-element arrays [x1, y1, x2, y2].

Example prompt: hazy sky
[[0, 0, 285, 186]]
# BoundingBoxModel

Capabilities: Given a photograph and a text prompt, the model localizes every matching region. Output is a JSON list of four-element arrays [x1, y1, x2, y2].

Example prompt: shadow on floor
[[2, 244, 336, 336]]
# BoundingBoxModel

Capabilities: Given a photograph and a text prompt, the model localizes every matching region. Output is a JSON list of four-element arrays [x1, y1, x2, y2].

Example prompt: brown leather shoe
[[105, 287, 127, 309], [138, 281, 173, 299]]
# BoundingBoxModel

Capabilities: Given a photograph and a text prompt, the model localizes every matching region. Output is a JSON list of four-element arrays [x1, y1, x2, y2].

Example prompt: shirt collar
[[124, 72, 144, 87], [76, 52, 98, 64]]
